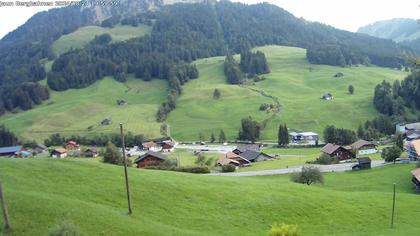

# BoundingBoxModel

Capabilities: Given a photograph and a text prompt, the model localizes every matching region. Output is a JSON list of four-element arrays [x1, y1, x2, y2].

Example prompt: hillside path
[[207, 160, 386, 177]]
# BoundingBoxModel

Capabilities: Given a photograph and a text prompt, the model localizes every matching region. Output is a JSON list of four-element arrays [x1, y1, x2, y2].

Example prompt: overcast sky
[[0, 0, 419, 39]]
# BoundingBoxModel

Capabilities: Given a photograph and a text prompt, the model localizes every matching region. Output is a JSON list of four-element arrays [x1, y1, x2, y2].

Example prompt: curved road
[[208, 160, 387, 177]]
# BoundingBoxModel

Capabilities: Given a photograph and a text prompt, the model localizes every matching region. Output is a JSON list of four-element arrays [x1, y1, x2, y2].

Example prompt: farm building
[[66, 141, 80, 151], [232, 144, 261, 155], [33, 144, 47, 154], [84, 147, 99, 157], [51, 148, 67, 158], [217, 158, 241, 167], [396, 122, 420, 134], [321, 93, 333, 100], [321, 143, 354, 161], [411, 168, 420, 190], [161, 142, 175, 152], [0, 146, 23, 157], [239, 150, 272, 162], [352, 157, 372, 170], [16, 150, 32, 158], [350, 140, 377, 156], [407, 139, 420, 160], [134, 151, 166, 168], [141, 141, 162, 152], [289, 132, 319, 144]]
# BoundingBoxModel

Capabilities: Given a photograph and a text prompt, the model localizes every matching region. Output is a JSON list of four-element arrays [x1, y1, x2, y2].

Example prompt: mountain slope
[[358, 18, 420, 42]]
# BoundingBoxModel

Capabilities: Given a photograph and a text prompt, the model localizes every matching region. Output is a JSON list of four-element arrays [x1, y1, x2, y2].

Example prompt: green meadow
[[0, 77, 167, 141], [168, 46, 407, 141], [52, 25, 151, 56], [0, 158, 419, 235]]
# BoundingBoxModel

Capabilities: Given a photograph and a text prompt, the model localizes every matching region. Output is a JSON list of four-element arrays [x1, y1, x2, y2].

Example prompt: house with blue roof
[[0, 146, 23, 157]]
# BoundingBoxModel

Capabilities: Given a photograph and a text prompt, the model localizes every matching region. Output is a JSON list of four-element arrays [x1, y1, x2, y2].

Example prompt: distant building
[[134, 151, 166, 168], [0, 146, 23, 157], [232, 144, 261, 155], [396, 122, 420, 134], [216, 152, 251, 167], [65, 141, 80, 151], [321, 93, 333, 100], [289, 132, 319, 144], [84, 147, 99, 157], [411, 168, 420, 190], [352, 157, 372, 170], [161, 142, 175, 152], [33, 144, 47, 154], [321, 143, 354, 161], [350, 140, 377, 156], [51, 148, 67, 158], [407, 139, 420, 160], [239, 150, 272, 163], [141, 141, 162, 152]]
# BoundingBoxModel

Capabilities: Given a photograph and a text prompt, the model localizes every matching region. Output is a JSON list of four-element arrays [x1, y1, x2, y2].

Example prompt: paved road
[[208, 160, 386, 177], [175, 144, 236, 153]]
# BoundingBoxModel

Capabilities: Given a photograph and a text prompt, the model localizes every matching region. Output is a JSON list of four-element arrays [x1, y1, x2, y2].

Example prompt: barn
[[134, 151, 166, 168]]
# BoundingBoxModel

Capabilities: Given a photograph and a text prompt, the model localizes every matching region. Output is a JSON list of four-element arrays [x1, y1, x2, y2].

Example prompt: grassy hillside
[[52, 25, 151, 56], [0, 77, 167, 141], [169, 46, 407, 141], [0, 158, 419, 235]]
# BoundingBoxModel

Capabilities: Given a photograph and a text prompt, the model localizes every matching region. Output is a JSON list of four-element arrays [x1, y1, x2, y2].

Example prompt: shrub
[[416, 160, 420, 168], [381, 146, 402, 163], [315, 153, 339, 165], [49, 222, 84, 236], [268, 223, 300, 236], [221, 164, 236, 172], [175, 166, 210, 174], [160, 159, 178, 169], [291, 166, 323, 185]]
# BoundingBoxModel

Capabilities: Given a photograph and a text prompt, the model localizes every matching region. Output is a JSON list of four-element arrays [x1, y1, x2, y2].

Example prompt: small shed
[[84, 147, 99, 157], [334, 72, 344, 78], [321, 93, 333, 100], [352, 157, 371, 170], [51, 148, 67, 158]]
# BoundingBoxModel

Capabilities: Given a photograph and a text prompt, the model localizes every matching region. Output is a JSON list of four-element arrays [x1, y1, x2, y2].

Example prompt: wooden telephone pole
[[0, 180, 11, 230], [120, 123, 133, 215], [390, 183, 396, 228]]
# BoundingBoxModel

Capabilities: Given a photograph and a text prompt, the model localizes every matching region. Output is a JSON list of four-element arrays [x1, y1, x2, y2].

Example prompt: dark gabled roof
[[351, 140, 375, 150], [134, 151, 166, 163], [239, 150, 271, 161], [321, 143, 341, 155], [358, 157, 371, 164], [234, 144, 260, 153], [0, 146, 22, 154], [36, 144, 47, 149]]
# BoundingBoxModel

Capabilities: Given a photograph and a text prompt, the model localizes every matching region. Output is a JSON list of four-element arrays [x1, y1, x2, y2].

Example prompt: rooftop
[[0, 146, 22, 154]]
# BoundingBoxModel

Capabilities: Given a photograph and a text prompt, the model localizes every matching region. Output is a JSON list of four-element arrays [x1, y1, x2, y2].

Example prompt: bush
[[381, 146, 402, 163], [291, 166, 323, 185], [268, 223, 300, 236], [160, 159, 178, 169], [416, 160, 420, 168], [315, 153, 339, 165], [221, 164, 236, 172], [49, 222, 84, 236], [144, 165, 210, 174]]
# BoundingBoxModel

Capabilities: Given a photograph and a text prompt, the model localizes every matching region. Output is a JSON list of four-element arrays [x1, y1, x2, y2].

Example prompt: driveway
[[207, 160, 386, 177]]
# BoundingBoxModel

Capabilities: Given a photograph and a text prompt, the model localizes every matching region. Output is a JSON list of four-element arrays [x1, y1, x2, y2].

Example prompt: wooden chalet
[[65, 141, 80, 151], [350, 140, 377, 156], [321, 143, 354, 161], [84, 147, 99, 157], [134, 151, 166, 168], [51, 148, 67, 158], [216, 152, 251, 167], [408, 139, 420, 160], [161, 142, 175, 152], [411, 168, 420, 190], [217, 158, 241, 167], [141, 141, 162, 152]]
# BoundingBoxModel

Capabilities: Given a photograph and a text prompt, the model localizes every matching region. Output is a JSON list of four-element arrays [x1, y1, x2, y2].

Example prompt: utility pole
[[390, 183, 396, 228], [166, 123, 171, 138], [0, 180, 11, 230], [120, 123, 133, 215]]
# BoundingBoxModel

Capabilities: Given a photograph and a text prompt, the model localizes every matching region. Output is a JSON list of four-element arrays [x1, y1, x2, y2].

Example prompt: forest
[[0, 1, 416, 117]]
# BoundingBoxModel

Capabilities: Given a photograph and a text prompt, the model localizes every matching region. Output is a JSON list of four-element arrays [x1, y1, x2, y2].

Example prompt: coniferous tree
[[219, 129, 226, 143]]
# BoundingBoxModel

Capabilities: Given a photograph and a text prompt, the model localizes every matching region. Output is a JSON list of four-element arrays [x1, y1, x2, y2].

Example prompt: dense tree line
[[323, 125, 357, 145], [0, 125, 19, 147], [238, 116, 261, 143], [240, 50, 270, 75], [224, 54, 243, 84], [373, 72, 420, 117], [0, 83, 50, 114], [277, 124, 289, 146], [44, 132, 145, 148], [357, 116, 395, 141]]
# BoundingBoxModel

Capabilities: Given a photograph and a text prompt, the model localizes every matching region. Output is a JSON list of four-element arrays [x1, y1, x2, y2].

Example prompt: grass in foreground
[[0, 158, 419, 235]]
